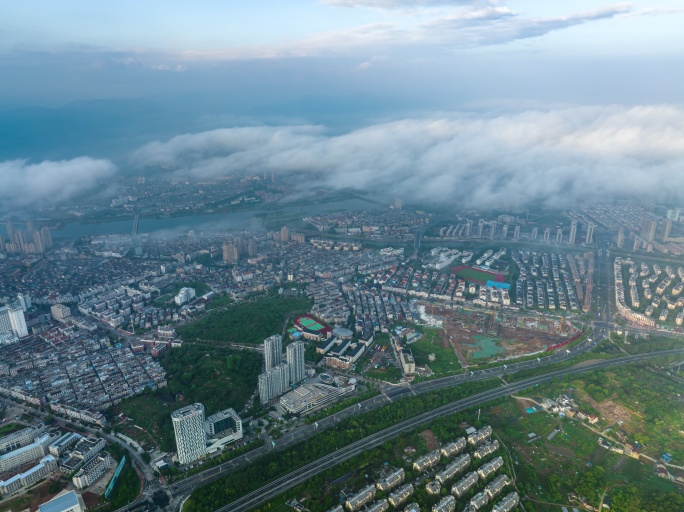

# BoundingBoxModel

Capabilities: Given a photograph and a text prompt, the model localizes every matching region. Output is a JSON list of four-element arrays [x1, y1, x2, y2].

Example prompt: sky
[[1, 0, 683, 211]]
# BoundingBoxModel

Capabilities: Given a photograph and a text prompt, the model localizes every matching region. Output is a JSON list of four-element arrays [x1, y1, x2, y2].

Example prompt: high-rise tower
[[286, 341, 306, 385], [569, 220, 577, 245], [171, 403, 206, 465], [264, 334, 283, 372]]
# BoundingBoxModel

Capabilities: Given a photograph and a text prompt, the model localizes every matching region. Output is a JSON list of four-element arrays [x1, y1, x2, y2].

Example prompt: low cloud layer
[[134, 105, 684, 208], [0, 157, 117, 209]]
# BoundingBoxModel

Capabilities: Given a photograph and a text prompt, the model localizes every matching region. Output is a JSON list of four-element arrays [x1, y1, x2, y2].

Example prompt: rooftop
[[39, 490, 81, 512]]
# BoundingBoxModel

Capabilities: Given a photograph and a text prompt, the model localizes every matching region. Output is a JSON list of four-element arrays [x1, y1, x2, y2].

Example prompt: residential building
[[492, 492, 519, 512], [0, 434, 51, 472], [264, 334, 282, 372], [174, 287, 195, 306], [0, 454, 57, 495], [258, 363, 290, 403], [432, 495, 456, 512], [72, 452, 112, 489], [440, 438, 466, 458], [388, 484, 414, 508], [451, 471, 478, 498], [400, 349, 415, 375], [413, 450, 441, 472], [50, 304, 72, 323], [376, 468, 405, 491], [286, 341, 306, 385], [585, 223, 595, 244], [569, 220, 577, 245], [345, 485, 376, 511]]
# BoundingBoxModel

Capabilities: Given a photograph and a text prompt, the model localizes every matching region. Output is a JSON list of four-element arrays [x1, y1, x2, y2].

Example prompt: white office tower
[[263, 334, 283, 372], [0, 304, 28, 343], [286, 341, 306, 385], [8, 304, 28, 338], [171, 403, 207, 465], [0, 307, 13, 341]]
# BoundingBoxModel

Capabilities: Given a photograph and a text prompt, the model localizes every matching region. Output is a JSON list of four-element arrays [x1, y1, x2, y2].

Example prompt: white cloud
[[133, 105, 684, 208], [172, 4, 632, 61], [0, 157, 117, 209]]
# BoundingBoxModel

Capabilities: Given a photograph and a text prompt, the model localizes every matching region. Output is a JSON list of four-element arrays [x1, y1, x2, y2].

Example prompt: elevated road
[[214, 347, 684, 512], [167, 344, 683, 512], [168, 328, 603, 504]]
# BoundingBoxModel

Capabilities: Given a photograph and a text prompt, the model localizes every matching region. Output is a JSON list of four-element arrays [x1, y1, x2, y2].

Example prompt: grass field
[[0, 422, 23, 436], [409, 327, 462, 375], [364, 365, 403, 383]]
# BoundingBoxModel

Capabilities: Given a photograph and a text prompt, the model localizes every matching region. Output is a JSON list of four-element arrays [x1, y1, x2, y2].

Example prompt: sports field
[[451, 265, 504, 285], [294, 315, 329, 332]]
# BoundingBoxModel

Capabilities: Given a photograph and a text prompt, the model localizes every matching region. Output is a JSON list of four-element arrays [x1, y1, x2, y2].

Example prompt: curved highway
[[167, 328, 604, 506], [215, 347, 684, 512], [168, 341, 683, 512]]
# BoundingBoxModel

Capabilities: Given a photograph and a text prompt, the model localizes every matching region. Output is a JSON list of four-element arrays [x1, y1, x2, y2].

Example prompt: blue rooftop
[[39, 490, 80, 512], [485, 280, 511, 290]]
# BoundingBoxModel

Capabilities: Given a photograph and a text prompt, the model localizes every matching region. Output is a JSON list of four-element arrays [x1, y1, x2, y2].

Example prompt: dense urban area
[[1, 183, 683, 512]]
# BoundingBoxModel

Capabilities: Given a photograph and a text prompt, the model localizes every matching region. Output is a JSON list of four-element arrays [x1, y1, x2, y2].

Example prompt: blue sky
[[2, 0, 683, 106], [1, 1, 683, 212]]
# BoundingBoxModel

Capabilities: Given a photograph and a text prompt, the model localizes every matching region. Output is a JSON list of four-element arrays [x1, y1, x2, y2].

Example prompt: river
[[47, 197, 378, 239]]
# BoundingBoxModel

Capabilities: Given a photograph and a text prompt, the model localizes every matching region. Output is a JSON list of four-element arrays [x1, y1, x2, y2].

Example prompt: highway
[[214, 347, 684, 512], [167, 328, 606, 507]]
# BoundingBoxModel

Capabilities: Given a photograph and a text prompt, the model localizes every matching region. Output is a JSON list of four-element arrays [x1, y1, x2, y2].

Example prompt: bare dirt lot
[[421, 429, 440, 451], [418, 303, 575, 364]]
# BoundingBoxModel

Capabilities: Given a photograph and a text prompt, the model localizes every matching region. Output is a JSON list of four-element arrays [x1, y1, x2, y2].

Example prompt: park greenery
[[110, 344, 262, 451], [99, 444, 141, 510], [163, 439, 265, 482], [177, 295, 312, 344], [183, 379, 501, 512], [0, 422, 22, 436], [304, 386, 379, 424]]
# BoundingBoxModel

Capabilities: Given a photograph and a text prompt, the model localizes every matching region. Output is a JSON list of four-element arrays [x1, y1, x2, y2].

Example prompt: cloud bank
[[0, 157, 117, 209], [134, 105, 684, 208]]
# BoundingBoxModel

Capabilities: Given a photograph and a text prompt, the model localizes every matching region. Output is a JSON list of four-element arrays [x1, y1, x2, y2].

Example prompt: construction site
[[415, 302, 579, 365]]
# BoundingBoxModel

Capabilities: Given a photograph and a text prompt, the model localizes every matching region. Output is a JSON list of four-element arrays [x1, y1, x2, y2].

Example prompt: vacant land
[[417, 303, 572, 365], [409, 327, 462, 375]]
